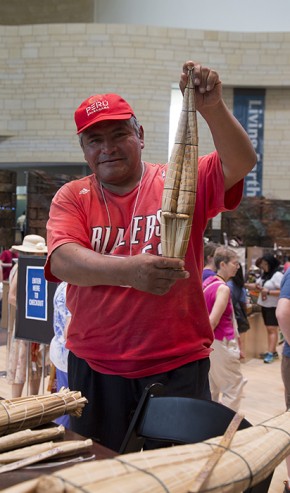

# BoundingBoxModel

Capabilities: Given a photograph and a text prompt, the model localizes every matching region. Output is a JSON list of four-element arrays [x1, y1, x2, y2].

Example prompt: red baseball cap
[[74, 93, 135, 134]]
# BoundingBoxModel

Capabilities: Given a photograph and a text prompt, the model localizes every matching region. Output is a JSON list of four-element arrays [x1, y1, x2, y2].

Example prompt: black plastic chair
[[119, 383, 273, 493]]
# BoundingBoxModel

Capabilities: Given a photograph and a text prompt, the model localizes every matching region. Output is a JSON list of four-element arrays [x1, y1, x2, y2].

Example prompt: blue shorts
[[281, 354, 290, 410]]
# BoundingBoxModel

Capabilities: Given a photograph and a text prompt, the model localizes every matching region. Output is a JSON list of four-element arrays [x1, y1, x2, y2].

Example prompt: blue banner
[[25, 266, 47, 321], [234, 89, 265, 197]]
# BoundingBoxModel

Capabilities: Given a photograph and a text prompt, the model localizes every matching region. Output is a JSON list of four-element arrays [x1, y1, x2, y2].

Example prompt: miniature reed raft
[[161, 63, 198, 259], [3, 410, 289, 493]]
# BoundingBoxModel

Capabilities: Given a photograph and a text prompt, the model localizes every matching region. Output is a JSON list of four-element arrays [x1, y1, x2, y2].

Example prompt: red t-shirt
[[45, 152, 243, 377]]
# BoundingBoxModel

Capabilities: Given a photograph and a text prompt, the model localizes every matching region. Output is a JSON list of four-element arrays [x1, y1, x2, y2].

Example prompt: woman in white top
[[255, 254, 283, 364]]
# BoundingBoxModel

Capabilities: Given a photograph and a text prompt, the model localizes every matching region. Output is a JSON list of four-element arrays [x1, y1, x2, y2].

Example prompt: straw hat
[[12, 234, 47, 254]]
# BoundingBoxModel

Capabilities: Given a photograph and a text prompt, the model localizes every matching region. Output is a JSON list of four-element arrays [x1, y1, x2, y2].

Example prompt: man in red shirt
[[45, 61, 256, 451]]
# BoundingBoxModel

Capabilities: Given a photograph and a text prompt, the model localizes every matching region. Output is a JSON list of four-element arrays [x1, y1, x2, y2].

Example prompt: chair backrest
[[119, 383, 273, 493], [139, 395, 251, 444], [120, 384, 251, 454]]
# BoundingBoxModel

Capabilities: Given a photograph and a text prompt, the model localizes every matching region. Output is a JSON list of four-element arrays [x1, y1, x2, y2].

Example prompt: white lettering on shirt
[[91, 210, 162, 255]]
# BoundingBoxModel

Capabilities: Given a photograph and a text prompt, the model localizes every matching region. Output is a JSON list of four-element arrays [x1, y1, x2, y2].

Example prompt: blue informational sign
[[16, 257, 56, 344], [234, 89, 265, 197], [25, 266, 47, 321]]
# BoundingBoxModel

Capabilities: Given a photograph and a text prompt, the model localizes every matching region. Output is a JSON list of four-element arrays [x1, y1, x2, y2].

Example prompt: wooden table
[[0, 428, 116, 490]]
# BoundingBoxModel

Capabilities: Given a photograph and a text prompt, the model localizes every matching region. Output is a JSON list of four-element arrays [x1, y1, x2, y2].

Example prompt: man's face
[[81, 119, 144, 191]]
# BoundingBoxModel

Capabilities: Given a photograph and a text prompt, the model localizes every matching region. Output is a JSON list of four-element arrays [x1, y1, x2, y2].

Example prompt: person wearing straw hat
[[7, 235, 48, 398], [45, 61, 256, 451]]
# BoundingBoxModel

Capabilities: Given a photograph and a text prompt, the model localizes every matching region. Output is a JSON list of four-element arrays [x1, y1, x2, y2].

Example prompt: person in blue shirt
[[50, 281, 71, 428], [202, 241, 219, 282], [276, 267, 290, 493]]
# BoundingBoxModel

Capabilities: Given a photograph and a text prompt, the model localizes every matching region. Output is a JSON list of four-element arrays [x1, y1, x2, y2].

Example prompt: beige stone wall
[[0, 0, 95, 25], [0, 24, 290, 199]]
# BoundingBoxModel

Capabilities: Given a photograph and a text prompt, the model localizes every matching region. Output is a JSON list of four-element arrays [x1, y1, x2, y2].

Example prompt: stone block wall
[[0, 24, 290, 199]]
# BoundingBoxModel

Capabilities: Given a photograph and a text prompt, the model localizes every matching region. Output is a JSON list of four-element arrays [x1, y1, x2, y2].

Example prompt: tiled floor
[[0, 328, 288, 492]]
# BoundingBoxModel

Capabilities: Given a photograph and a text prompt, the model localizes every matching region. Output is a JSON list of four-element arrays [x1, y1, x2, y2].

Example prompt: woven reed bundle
[[0, 388, 87, 437], [3, 411, 289, 493], [0, 425, 65, 452], [0, 439, 92, 464], [0, 439, 93, 473], [161, 63, 198, 259]]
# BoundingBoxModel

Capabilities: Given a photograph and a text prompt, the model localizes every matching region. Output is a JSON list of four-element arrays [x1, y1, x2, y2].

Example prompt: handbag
[[233, 301, 250, 333]]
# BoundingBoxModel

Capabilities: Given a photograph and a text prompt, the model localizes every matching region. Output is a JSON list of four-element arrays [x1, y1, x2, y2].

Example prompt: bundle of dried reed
[[0, 388, 87, 437], [0, 439, 92, 464], [3, 411, 289, 493], [0, 425, 65, 452], [161, 63, 198, 259], [0, 439, 92, 473]]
